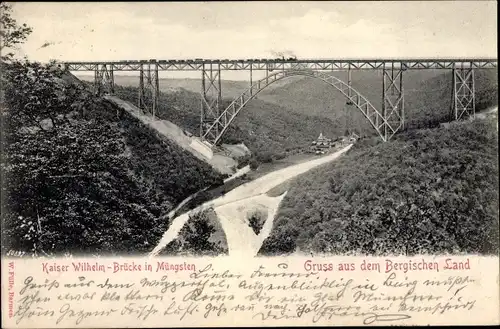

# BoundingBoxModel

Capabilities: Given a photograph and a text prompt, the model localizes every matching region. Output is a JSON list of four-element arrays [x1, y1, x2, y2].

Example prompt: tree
[[248, 209, 266, 235], [3, 60, 87, 130], [0, 3, 33, 62]]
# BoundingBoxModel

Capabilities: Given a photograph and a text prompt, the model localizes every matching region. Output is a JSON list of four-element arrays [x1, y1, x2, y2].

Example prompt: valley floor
[[150, 145, 353, 257]]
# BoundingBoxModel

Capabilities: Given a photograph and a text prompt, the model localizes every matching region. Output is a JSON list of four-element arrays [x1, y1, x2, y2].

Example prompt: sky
[[8, 1, 498, 80]]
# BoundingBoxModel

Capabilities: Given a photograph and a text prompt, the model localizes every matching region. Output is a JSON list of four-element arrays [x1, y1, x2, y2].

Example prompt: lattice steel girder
[[137, 63, 159, 119], [452, 66, 475, 120], [62, 58, 497, 72], [202, 70, 391, 146], [93, 64, 115, 95], [200, 63, 223, 140], [382, 62, 405, 140]]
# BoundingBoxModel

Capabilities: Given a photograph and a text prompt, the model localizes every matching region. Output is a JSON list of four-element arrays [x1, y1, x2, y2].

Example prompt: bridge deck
[[63, 58, 497, 71]]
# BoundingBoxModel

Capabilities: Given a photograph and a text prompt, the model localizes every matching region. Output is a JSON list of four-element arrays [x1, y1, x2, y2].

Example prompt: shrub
[[247, 209, 266, 235]]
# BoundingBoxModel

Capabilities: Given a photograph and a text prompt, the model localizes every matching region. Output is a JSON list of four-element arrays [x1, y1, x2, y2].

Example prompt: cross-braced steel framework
[[62, 58, 497, 147], [452, 64, 475, 120], [382, 62, 405, 140], [138, 63, 160, 119], [200, 64, 222, 141], [93, 64, 114, 95]]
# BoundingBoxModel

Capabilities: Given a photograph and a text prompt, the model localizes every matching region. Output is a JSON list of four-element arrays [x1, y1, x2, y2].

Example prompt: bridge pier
[[137, 62, 159, 119], [249, 65, 253, 96], [346, 64, 354, 105], [200, 63, 222, 142], [93, 64, 115, 96], [452, 63, 475, 120], [381, 62, 405, 140]]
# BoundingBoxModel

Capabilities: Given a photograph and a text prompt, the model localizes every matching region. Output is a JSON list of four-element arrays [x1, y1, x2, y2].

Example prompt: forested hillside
[[77, 75, 251, 99], [260, 114, 499, 256], [259, 69, 498, 134], [2, 61, 223, 256]]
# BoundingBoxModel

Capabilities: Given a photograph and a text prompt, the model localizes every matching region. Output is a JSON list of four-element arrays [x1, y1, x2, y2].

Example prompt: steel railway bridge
[[62, 58, 498, 146]]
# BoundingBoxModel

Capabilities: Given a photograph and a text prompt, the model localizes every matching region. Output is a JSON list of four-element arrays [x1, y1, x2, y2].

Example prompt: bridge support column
[[381, 62, 405, 141], [138, 65, 144, 109], [346, 64, 354, 105], [200, 63, 222, 143], [249, 65, 253, 96], [452, 64, 475, 120], [94, 66, 101, 95], [93, 64, 115, 96], [109, 67, 114, 94], [138, 62, 160, 119]]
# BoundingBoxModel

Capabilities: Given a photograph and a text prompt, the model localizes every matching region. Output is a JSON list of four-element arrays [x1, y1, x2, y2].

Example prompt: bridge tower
[[344, 64, 355, 136], [381, 62, 405, 140], [200, 63, 222, 142], [138, 62, 160, 119], [93, 64, 115, 96], [452, 62, 475, 120]]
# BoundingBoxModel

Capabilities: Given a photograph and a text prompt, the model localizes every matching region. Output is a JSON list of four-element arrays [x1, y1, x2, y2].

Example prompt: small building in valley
[[310, 132, 333, 154]]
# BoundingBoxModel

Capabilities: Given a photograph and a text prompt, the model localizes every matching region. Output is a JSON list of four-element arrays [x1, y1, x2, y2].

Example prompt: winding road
[[149, 144, 353, 257]]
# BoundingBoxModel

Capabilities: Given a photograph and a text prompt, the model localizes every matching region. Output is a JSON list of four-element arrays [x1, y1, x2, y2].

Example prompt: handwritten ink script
[[2, 256, 499, 327]]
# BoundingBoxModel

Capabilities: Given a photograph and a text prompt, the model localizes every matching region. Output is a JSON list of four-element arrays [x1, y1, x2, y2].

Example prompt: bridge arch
[[202, 70, 401, 146]]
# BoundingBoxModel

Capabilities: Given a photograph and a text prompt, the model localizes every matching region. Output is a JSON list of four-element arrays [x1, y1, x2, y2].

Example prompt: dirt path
[[476, 105, 498, 119], [104, 95, 237, 174], [149, 144, 353, 257]]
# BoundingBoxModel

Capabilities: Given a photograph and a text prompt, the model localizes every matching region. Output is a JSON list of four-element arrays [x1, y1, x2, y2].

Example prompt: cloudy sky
[[9, 1, 497, 79]]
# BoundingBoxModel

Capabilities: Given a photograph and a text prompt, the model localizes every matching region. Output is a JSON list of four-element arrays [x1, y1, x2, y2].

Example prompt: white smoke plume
[[269, 50, 297, 59]]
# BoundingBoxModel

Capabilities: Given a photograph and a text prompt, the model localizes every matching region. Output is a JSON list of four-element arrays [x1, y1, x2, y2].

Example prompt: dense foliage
[[2, 62, 223, 256], [260, 116, 499, 256]]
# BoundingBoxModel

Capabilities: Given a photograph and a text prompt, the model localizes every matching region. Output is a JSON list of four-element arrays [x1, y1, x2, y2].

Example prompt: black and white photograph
[[1, 1, 498, 259]]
